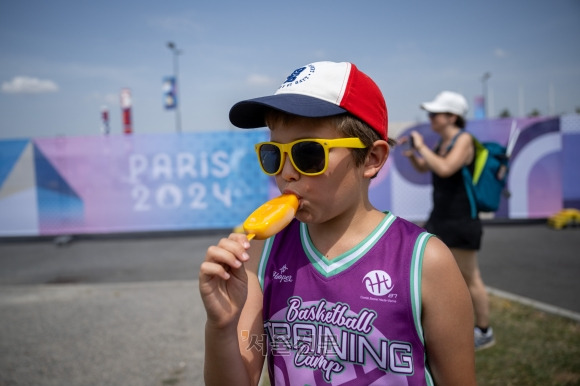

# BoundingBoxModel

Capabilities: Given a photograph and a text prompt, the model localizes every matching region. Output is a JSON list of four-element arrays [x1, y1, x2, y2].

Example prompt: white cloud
[[104, 93, 119, 106], [1, 76, 59, 94], [247, 74, 276, 87], [88, 92, 120, 106], [147, 15, 203, 34], [494, 48, 508, 58]]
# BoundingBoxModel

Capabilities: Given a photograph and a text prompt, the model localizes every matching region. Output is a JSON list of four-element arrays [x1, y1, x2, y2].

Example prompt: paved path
[[0, 223, 578, 385], [0, 281, 204, 386], [478, 223, 580, 314]]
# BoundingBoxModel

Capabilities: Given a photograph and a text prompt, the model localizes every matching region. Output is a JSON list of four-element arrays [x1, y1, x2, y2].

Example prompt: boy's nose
[[280, 154, 300, 180]]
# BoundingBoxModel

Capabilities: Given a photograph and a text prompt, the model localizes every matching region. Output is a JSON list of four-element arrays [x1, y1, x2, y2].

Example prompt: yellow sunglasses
[[254, 138, 366, 176]]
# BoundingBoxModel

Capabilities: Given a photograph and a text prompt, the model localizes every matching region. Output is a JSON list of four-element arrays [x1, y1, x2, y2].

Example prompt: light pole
[[167, 41, 182, 133], [481, 72, 491, 119]]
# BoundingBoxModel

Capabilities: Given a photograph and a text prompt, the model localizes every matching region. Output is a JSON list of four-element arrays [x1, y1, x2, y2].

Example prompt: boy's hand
[[199, 233, 251, 330]]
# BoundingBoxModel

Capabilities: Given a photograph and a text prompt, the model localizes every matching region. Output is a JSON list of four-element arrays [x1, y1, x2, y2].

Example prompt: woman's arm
[[402, 133, 430, 173], [414, 131, 474, 177], [421, 237, 477, 385], [405, 151, 430, 173]]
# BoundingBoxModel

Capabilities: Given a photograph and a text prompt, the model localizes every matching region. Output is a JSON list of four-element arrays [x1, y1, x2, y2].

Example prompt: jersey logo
[[363, 270, 394, 296], [272, 264, 293, 283]]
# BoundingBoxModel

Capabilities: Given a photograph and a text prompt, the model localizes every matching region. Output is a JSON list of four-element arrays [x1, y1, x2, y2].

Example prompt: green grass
[[476, 295, 580, 386], [259, 294, 580, 385]]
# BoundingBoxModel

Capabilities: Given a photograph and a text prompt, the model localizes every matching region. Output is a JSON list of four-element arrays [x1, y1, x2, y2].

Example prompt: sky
[[1, 0, 579, 139]]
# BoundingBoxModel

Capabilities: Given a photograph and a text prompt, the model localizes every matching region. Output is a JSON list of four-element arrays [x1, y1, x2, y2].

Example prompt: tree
[[528, 109, 541, 117], [499, 109, 511, 118]]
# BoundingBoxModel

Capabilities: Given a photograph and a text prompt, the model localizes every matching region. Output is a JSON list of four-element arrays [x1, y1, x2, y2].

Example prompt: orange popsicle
[[243, 194, 299, 240]]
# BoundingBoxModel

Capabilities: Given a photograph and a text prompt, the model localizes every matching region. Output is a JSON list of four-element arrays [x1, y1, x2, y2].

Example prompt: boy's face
[[269, 117, 367, 225]]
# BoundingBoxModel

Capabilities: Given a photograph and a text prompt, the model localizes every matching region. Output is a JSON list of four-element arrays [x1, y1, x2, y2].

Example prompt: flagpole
[[481, 72, 491, 119]]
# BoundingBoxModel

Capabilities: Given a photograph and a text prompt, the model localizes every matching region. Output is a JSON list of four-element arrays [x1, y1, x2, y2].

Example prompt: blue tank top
[[257, 213, 435, 385]]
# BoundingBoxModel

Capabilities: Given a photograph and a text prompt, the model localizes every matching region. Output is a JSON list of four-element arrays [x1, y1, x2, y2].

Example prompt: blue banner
[[163, 76, 177, 110]]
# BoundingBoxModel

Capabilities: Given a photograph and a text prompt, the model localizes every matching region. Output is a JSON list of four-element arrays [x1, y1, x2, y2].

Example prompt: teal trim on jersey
[[257, 236, 275, 290], [410, 231, 435, 386], [426, 367, 435, 386], [300, 212, 397, 278], [410, 232, 431, 343]]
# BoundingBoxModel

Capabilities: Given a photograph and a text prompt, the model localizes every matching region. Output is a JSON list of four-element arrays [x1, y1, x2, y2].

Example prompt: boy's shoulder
[[388, 212, 427, 233]]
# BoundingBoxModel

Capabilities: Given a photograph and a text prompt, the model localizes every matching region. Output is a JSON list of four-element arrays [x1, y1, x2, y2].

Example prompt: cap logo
[[278, 64, 315, 91], [283, 66, 307, 84]]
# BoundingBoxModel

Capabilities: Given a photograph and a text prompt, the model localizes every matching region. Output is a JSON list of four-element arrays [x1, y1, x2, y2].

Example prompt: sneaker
[[474, 326, 495, 351]]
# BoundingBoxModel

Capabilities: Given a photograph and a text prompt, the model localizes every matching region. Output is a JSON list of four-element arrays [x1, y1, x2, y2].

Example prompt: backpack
[[462, 136, 509, 218]]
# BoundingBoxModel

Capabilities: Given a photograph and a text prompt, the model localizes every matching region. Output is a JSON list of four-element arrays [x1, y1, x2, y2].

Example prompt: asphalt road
[[0, 223, 578, 385]]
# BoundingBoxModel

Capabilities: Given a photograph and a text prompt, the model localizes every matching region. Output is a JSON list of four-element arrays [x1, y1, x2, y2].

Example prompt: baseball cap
[[420, 91, 468, 117], [229, 61, 388, 140]]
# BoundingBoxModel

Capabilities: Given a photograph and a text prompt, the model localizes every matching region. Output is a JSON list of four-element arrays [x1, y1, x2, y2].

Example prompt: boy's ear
[[363, 140, 389, 178]]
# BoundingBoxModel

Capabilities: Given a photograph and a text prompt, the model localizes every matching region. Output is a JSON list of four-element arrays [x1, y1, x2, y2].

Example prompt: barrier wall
[[1, 115, 578, 236], [391, 115, 580, 221], [0, 131, 270, 236]]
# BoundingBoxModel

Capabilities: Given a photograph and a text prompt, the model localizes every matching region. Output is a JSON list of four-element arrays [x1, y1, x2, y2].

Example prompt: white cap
[[420, 91, 468, 117]]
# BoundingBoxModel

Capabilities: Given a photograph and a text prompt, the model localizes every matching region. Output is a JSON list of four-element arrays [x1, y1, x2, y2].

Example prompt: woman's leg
[[450, 248, 490, 328]]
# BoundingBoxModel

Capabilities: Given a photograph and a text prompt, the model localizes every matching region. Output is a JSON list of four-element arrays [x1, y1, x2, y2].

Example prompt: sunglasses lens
[[259, 144, 282, 174], [291, 141, 326, 174]]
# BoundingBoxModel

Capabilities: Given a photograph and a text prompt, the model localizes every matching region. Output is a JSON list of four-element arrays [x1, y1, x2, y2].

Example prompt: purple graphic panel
[[32, 132, 269, 235], [561, 115, 580, 208], [391, 117, 566, 220]]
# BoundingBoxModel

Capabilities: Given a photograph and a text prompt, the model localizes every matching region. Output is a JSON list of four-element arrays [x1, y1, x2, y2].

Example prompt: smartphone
[[409, 136, 415, 149]]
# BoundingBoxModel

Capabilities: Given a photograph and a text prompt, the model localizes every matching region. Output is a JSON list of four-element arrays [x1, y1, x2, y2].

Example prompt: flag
[[120, 88, 133, 134], [101, 105, 110, 135], [473, 95, 485, 120], [163, 76, 177, 109]]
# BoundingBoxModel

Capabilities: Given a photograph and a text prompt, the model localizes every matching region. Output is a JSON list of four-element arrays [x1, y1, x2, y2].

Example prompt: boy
[[199, 61, 476, 385]]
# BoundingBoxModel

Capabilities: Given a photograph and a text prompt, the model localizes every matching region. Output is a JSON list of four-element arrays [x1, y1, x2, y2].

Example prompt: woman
[[404, 90, 495, 351]]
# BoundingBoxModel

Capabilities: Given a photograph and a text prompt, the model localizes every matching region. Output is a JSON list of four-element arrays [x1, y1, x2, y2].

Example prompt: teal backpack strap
[[462, 133, 479, 219], [462, 167, 478, 219]]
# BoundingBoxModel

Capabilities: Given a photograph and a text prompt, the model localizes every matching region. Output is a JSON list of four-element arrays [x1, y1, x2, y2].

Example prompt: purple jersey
[[257, 212, 434, 385]]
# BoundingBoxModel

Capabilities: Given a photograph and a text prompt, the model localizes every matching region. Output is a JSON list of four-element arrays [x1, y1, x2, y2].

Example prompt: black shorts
[[424, 216, 483, 250]]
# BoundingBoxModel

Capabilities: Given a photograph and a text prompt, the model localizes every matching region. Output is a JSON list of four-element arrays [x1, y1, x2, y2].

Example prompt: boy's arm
[[421, 237, 477, 385], [237, 245, 267, 384], [202, 237, 266, 386]]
